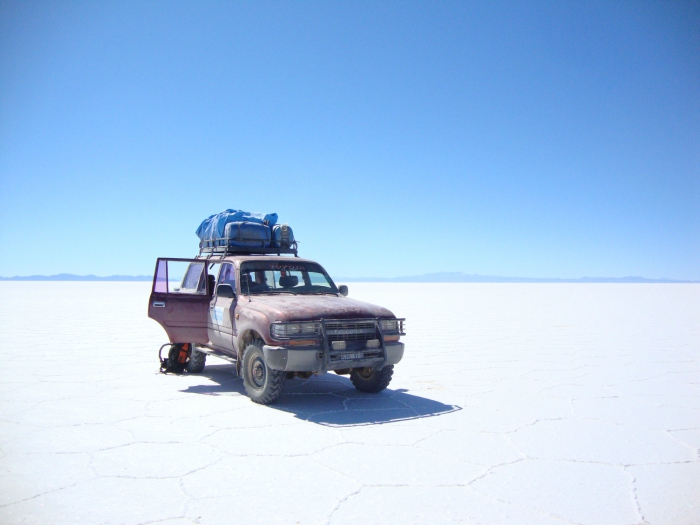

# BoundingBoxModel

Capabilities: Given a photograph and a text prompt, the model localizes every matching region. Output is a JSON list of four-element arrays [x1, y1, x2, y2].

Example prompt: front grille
[[324, 320, 378, 342]]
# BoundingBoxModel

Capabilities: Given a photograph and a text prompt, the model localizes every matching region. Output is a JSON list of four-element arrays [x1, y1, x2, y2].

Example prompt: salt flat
[[0, 282, 698, 525]]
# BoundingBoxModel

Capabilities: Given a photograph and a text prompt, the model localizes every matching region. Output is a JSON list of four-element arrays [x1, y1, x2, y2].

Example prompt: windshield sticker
[[213, 306, 224, 324], [243, 265, 307, 272], [241, 262, 318, 272]]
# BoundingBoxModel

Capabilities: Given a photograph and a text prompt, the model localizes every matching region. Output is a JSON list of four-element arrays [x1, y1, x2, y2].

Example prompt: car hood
[[241, 294, 395, 322]]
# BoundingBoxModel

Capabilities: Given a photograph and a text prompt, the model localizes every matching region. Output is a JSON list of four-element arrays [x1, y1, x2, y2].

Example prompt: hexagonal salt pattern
[[0, 282, 698, 525]]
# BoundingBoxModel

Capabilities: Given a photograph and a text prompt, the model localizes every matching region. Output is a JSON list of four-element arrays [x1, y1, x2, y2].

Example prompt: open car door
[[148, 258, 212, 344]]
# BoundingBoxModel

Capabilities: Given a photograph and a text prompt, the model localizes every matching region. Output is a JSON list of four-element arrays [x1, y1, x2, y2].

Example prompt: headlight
[[271, 322, 321, 339], [380, 319, 398, 332], [301, 322, 320, 334]]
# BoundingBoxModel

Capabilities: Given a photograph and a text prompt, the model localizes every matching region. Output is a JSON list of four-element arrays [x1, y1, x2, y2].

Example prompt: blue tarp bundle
[[196, 210, 278, 241]]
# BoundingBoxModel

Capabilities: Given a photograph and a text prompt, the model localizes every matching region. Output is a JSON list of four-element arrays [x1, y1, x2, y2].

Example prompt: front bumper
[[263, 342, 404, 373]]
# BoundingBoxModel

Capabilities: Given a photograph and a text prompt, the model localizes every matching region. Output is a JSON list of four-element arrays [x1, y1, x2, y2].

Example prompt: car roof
[[196, 255, 319, 265]]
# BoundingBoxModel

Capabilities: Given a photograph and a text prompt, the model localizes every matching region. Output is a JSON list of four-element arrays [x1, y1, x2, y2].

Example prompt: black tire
[[186, 347, 207, 373], [241, 341, 286, 405], [350, 365, 394, 393]]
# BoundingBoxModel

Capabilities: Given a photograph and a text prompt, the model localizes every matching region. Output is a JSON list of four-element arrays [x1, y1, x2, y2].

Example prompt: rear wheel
[[242, 341, 286, 404], [350, 365, 393, 393], [186, 347, 207, 373]]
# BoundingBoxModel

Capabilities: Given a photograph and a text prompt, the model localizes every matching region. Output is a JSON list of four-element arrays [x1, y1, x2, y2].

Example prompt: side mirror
[[216, 283, 236, 299], [338, 285, 348, 297]]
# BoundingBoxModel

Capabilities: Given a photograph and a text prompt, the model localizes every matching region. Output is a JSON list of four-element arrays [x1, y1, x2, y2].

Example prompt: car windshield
[[240, 261, 338, 295]]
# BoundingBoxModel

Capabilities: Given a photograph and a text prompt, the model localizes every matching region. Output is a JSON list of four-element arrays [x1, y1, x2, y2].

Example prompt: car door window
[[153, 259, 207, 294]]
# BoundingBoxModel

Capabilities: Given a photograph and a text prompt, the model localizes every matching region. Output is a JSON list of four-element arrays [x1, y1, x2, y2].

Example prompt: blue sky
[[1, 1, 698, 280]]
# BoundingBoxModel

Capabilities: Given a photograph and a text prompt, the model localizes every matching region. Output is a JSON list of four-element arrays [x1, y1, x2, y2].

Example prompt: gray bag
[[272, 224, 294, 248]]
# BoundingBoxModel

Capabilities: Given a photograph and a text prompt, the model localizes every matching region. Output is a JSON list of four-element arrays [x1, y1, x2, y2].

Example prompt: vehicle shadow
[[179, 363, 461, 427]]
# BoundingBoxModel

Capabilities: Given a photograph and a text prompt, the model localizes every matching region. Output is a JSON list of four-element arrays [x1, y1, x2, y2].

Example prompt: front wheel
[[242, 341, 286, 405], [350, 365, 394, 393]]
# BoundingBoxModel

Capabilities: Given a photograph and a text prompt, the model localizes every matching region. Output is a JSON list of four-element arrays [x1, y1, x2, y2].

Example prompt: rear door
[[148, 258, 211, 344]]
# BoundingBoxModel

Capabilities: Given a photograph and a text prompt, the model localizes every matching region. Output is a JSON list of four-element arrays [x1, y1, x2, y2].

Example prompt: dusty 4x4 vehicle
[[148, 242, 405, 404]]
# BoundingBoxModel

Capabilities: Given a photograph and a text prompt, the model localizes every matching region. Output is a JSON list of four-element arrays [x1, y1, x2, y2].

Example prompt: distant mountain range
[[0, 272, 696, 283], [0, 274, 152, 281]]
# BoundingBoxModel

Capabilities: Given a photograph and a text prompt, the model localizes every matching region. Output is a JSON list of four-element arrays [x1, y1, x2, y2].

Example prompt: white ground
[[0, 282, 698, 525]]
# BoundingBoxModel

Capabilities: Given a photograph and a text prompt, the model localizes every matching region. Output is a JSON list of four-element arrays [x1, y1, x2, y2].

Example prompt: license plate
[[340, 352, 363, 360]]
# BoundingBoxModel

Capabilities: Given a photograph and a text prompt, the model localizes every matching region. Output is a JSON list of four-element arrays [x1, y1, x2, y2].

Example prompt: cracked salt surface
[[0, 282, 698, 525]]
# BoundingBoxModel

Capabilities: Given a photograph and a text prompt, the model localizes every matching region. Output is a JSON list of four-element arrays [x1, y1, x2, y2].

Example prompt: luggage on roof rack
[[196, 210, 298, 256], [223, 221, 271, 248], [196, 210, 278, 242], [272, 224, 295, 248], [199, 238, 298, 256]]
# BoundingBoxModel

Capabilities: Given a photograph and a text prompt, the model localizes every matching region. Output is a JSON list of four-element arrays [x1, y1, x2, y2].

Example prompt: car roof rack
[[198, 238, 299, 257]]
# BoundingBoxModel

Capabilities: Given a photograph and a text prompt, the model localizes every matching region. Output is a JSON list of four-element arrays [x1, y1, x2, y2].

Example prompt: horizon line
[[0, 272, 697, 284]]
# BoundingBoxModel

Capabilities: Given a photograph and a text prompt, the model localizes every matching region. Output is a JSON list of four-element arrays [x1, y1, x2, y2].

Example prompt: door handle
[[152, 301, 165, 308]]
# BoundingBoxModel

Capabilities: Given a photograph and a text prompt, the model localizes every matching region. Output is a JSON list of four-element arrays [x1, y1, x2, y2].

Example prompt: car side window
[[207, 262, 221, 286], [219, 263, 236, 288]]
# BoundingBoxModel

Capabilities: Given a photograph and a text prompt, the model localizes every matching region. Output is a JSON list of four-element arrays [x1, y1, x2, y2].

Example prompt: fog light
[[331, 341, 346, 351], [366, 339, 380, 349]]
